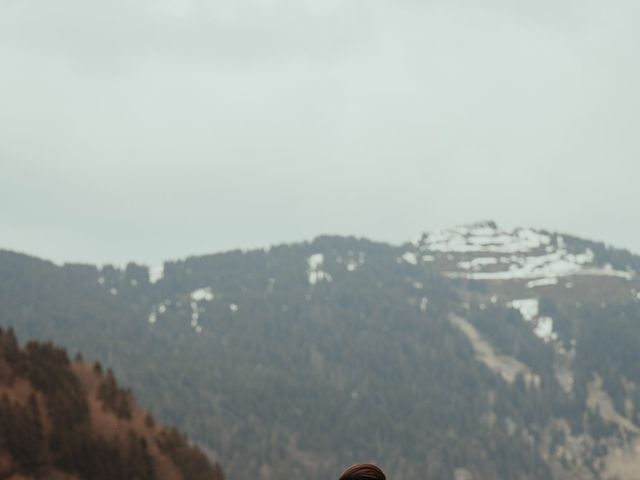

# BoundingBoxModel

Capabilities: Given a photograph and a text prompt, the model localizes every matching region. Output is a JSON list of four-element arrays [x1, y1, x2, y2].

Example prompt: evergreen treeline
[[0, 328, 223, 480]]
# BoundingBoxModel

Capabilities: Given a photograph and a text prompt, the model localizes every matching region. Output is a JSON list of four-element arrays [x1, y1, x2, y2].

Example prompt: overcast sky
[[1, 0, 639, 266]]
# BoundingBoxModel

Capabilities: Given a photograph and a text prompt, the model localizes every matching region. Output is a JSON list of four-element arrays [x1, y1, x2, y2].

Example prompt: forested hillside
[[0, 327, 223, 480], [1, 224, 639, 480]]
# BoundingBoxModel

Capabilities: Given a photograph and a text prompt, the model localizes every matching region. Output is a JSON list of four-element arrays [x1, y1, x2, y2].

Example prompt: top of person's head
[[339, 464, 386, 480]]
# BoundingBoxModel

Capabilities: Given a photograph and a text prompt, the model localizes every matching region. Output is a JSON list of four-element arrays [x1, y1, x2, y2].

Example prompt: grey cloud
[[1, 0, 639, 265], [0, 0, 374, 69]]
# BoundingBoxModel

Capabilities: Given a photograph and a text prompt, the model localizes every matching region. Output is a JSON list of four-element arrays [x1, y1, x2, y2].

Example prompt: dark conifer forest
[[0, 327, 223, 480]]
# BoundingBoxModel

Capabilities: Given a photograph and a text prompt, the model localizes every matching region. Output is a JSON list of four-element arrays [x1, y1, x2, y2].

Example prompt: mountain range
[[1, 221, 639, 480]]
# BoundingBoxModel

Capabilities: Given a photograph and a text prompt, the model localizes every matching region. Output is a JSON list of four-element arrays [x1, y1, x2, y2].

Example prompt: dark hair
[[339, 464, 386, 480]]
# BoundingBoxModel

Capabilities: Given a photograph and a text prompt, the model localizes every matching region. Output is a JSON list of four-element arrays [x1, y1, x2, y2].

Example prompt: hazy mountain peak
[[412, 222, 635, 286]]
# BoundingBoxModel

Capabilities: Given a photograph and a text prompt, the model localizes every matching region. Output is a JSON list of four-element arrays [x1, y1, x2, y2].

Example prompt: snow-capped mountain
[[413, 221, 635, 283], [404, 221, 640, 345]]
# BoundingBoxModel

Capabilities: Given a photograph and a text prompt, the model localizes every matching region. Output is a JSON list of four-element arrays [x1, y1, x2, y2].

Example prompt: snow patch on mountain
[[508, 298, 558, 342], [455, 249, 631, 281], [400, 252, 418, 265], [307, 254, 332, 285], [190, 301, 200, 325], [191, 287, 215, 302], [509, 298, 539, 321], [534, 317, 555, 341], [415, 222, 634, 282], [147, 299, 171, 325], [458, 257, 498, 269], [418, 222, 551, 254], [527, 278, 559, 288], [188, 301, 205, 333], [181, 288, 215, 331]]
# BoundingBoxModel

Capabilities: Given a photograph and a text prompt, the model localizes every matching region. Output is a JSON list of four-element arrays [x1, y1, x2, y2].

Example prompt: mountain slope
[[1, 224, 639, 480], [0, 327, 223, 480]]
